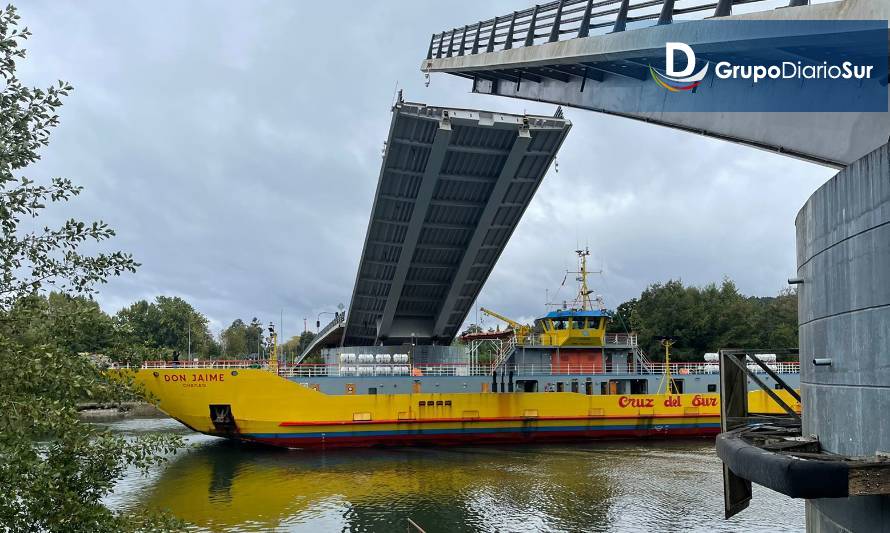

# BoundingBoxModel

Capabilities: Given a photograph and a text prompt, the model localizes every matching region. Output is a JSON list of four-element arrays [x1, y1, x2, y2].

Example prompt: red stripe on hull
[[278, 413, 720, 427], [245, 427, 720, 449]]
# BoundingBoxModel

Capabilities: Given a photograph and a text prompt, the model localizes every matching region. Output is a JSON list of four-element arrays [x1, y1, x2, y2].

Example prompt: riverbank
[[78, 402, 164, 421]]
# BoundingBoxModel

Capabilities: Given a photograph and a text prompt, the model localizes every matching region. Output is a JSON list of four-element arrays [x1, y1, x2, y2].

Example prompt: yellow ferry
[[132, 249, 800, 449]]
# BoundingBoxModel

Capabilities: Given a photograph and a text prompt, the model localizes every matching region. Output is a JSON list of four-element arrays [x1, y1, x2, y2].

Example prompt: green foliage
[[0, 335, 183, 532], [0, 9, 137, 308], [0, 6, 182, 530], [281, 330, 317, 362], [220, 317, 267, 357], [245, 317, 264, 356], [610, 278, 798, 360], [220, 318, 248, 356], [116, 296, 217, 358], [0, 291, 219, 366], [607, 298, 637, 334], [1, 292, 115, 353]]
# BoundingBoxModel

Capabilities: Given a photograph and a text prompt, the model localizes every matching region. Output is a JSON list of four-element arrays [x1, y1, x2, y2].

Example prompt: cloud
[[17, 1, 835, 337]]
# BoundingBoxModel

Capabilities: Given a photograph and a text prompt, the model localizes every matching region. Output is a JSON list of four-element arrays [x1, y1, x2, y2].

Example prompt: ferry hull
[[133, 368, 795, 450], [247, 426, 720, 449]]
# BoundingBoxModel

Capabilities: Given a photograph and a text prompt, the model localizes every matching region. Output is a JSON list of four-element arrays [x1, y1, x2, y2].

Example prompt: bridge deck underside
[[422, 0, 890, 167], [344, 101, 571, 346]]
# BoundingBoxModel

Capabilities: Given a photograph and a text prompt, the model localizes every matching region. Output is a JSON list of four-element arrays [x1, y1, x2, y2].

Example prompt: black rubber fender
[[716, 428, 849, 499]]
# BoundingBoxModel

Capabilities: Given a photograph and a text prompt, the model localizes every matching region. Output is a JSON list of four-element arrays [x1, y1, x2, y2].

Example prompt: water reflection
[[111, 418, 803, 532]]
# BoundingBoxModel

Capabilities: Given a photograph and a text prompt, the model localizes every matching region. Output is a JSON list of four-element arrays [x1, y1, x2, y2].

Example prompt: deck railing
[[133, 360, 800, 378], [514, 332, 638, 347], [138, 359, 258, 369], [426, 0, 805, 61]]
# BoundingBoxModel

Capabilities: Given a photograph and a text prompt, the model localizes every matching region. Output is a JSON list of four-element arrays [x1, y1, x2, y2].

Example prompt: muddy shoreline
[[78, 402, 165, 421]]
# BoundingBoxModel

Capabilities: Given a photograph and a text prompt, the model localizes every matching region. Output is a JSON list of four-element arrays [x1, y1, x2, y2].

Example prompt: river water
[[105, 417, 804, 532]]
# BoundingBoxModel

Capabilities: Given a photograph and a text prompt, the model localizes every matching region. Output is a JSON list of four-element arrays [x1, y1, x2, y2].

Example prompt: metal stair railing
[[635, 347, 655, 373], [489, 334, 517, 373]]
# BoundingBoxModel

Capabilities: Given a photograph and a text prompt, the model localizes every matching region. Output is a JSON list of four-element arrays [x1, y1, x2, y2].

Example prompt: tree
[[153, 296, 212, 357], [116, 296, 215, 358], [245, 317, 264, 357], [0, 26, 137, 307], [0, 6, 181, 530], [112, 299, 157, 347], [221, 318, 248, 356], [1, 292, 115, 354], [607, 298, 637, 333], [616, 278, 799, 361], [281, 330, 316, 362]]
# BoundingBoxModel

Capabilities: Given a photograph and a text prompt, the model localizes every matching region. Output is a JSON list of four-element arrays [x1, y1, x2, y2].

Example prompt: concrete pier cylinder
[[796, 142, 890, 532]]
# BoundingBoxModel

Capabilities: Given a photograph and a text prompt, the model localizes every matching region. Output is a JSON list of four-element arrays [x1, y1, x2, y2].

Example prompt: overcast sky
[[19, 1, 836, 337]]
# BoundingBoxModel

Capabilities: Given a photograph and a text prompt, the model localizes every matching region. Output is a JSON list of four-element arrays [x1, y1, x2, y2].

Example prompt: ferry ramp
[[420, 0, 890, 168], [343, 98, 571, 346]]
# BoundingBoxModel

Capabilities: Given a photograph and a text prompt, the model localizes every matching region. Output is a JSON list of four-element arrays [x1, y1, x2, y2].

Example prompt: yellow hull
[[134, 368, 799, 448]]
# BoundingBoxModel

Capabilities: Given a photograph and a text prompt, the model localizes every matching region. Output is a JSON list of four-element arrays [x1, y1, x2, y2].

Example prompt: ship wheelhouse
[[535, 309, 607, 347]]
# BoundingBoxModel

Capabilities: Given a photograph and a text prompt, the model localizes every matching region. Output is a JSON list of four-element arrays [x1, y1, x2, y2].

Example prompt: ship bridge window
[[553, 318, 567, 330], [587, 317, 602, 328]]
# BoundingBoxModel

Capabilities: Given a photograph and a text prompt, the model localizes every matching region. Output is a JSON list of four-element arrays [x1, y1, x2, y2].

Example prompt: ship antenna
[[569, 247, 599, 311], [267, 322, 279, 375]]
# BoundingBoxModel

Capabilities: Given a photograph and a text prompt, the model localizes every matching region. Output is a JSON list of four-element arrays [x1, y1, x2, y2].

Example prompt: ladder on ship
[[635, 347, 655, 373], [489, 334, 517, 373]]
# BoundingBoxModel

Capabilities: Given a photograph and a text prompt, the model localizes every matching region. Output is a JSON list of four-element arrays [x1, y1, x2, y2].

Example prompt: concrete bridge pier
[[796, 141, 890, 532]]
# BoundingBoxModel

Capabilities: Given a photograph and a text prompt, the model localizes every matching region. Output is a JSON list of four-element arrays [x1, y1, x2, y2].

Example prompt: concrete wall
[[796, 141, 890, 532]]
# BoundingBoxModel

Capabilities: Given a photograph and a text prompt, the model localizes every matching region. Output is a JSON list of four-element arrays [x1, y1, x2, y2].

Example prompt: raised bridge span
[[421, 0, 890, 168], [337, 98, 572, 348]]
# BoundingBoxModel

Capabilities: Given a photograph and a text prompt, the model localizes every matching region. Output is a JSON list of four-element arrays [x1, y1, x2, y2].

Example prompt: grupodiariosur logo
[[650, 42, 709, 92]]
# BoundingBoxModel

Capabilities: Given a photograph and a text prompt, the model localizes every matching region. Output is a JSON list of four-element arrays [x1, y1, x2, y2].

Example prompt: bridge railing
[[296, 312, 346, 363], [427, 0, 804, 60]]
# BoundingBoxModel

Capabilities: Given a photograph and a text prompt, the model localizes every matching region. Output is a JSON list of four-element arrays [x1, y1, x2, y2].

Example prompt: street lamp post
[[316, 311, 338, 331]]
